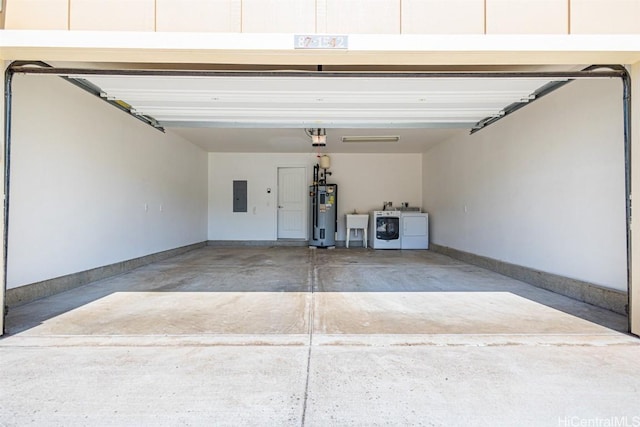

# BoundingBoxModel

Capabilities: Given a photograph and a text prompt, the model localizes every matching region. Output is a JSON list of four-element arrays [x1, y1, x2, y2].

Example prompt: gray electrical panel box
[[233, 180, 247, 212]]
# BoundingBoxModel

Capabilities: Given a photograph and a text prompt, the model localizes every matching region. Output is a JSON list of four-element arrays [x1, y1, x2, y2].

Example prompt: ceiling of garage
[[167, 127, 464, 153]]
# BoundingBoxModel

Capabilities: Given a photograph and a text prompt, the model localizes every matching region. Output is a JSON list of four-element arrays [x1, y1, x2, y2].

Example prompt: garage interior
[[1, 60, 638, 424], [4, 63, 630, 315]]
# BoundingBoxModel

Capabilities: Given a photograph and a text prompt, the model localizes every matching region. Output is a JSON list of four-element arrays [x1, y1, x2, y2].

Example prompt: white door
[[277, 167, 307, 239]]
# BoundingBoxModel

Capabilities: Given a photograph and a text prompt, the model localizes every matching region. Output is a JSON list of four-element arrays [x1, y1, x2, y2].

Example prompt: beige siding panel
[[156, 0, 241, 32], [5, 0, 68, 30], [242, 0, 315, 33], [571, 0, 640, 34], [320, 0, 400, 34], [401, 0, 484, 34], [70, 0, 155, 31], [487, 0, 568, 34]]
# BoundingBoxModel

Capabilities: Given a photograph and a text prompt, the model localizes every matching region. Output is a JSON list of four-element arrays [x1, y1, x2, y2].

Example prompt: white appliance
[[400, 212, 429, 249], [370, 210, 401, 249]]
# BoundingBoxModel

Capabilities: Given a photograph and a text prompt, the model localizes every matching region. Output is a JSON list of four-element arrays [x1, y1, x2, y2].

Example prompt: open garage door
[[1, 63, 632, 335], [62, 72, 569, 130], [12, 66, 619, 129]]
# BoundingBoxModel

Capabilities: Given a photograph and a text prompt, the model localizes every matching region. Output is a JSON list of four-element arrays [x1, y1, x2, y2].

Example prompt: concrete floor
[[1, 247, 639, 426]]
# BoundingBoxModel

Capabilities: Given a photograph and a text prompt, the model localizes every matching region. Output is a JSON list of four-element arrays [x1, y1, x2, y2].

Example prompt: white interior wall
[[208, 153, 310, 241], [8, 75, 208, 289], [208, 152, 422, 242], [422, 79, 626, 291], [329, 153, 422, 241]]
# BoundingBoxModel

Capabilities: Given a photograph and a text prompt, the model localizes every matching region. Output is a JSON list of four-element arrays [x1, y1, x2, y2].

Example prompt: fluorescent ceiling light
[[342, 136, 400, 143]]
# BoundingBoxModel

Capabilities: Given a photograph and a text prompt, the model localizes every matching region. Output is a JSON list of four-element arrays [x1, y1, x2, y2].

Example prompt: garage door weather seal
[[1, 62, 633, 334]]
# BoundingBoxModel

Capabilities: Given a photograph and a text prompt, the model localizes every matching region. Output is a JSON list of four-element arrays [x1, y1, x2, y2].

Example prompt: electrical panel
[[233, 180, 247, 212]]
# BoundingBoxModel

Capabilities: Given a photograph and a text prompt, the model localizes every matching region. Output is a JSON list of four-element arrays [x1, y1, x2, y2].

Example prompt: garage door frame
[[1, 63, 632, 335]]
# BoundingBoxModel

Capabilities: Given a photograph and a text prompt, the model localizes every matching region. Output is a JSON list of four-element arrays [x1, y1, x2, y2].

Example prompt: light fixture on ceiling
[[341, 136, 400, 143], [307, 128, 327, 146]]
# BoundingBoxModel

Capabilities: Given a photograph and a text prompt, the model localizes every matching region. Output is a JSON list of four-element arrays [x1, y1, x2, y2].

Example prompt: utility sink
[[346, 214, 369, 248], [346, 214, 369, 229]]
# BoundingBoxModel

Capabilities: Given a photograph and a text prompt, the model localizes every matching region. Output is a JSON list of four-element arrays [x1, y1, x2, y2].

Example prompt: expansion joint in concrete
[[301, 248, 316, 426]]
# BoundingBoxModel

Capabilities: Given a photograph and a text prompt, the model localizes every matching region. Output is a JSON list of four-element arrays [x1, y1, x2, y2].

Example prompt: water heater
[[309, 183, 338, 248]]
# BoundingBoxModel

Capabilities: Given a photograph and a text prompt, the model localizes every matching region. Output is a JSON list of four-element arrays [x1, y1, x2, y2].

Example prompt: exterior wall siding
[[4, 0, 639, 34]]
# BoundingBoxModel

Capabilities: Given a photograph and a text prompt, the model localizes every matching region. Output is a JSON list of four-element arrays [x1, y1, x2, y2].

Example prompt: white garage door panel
[[70, 74, 565, 128]]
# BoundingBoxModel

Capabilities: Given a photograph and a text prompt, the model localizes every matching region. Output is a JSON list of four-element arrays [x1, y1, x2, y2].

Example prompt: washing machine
[[370, 210, 401, 249]]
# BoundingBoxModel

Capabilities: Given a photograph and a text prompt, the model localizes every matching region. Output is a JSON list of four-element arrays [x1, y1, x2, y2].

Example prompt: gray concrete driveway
[[1, 247, 639, 426]]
